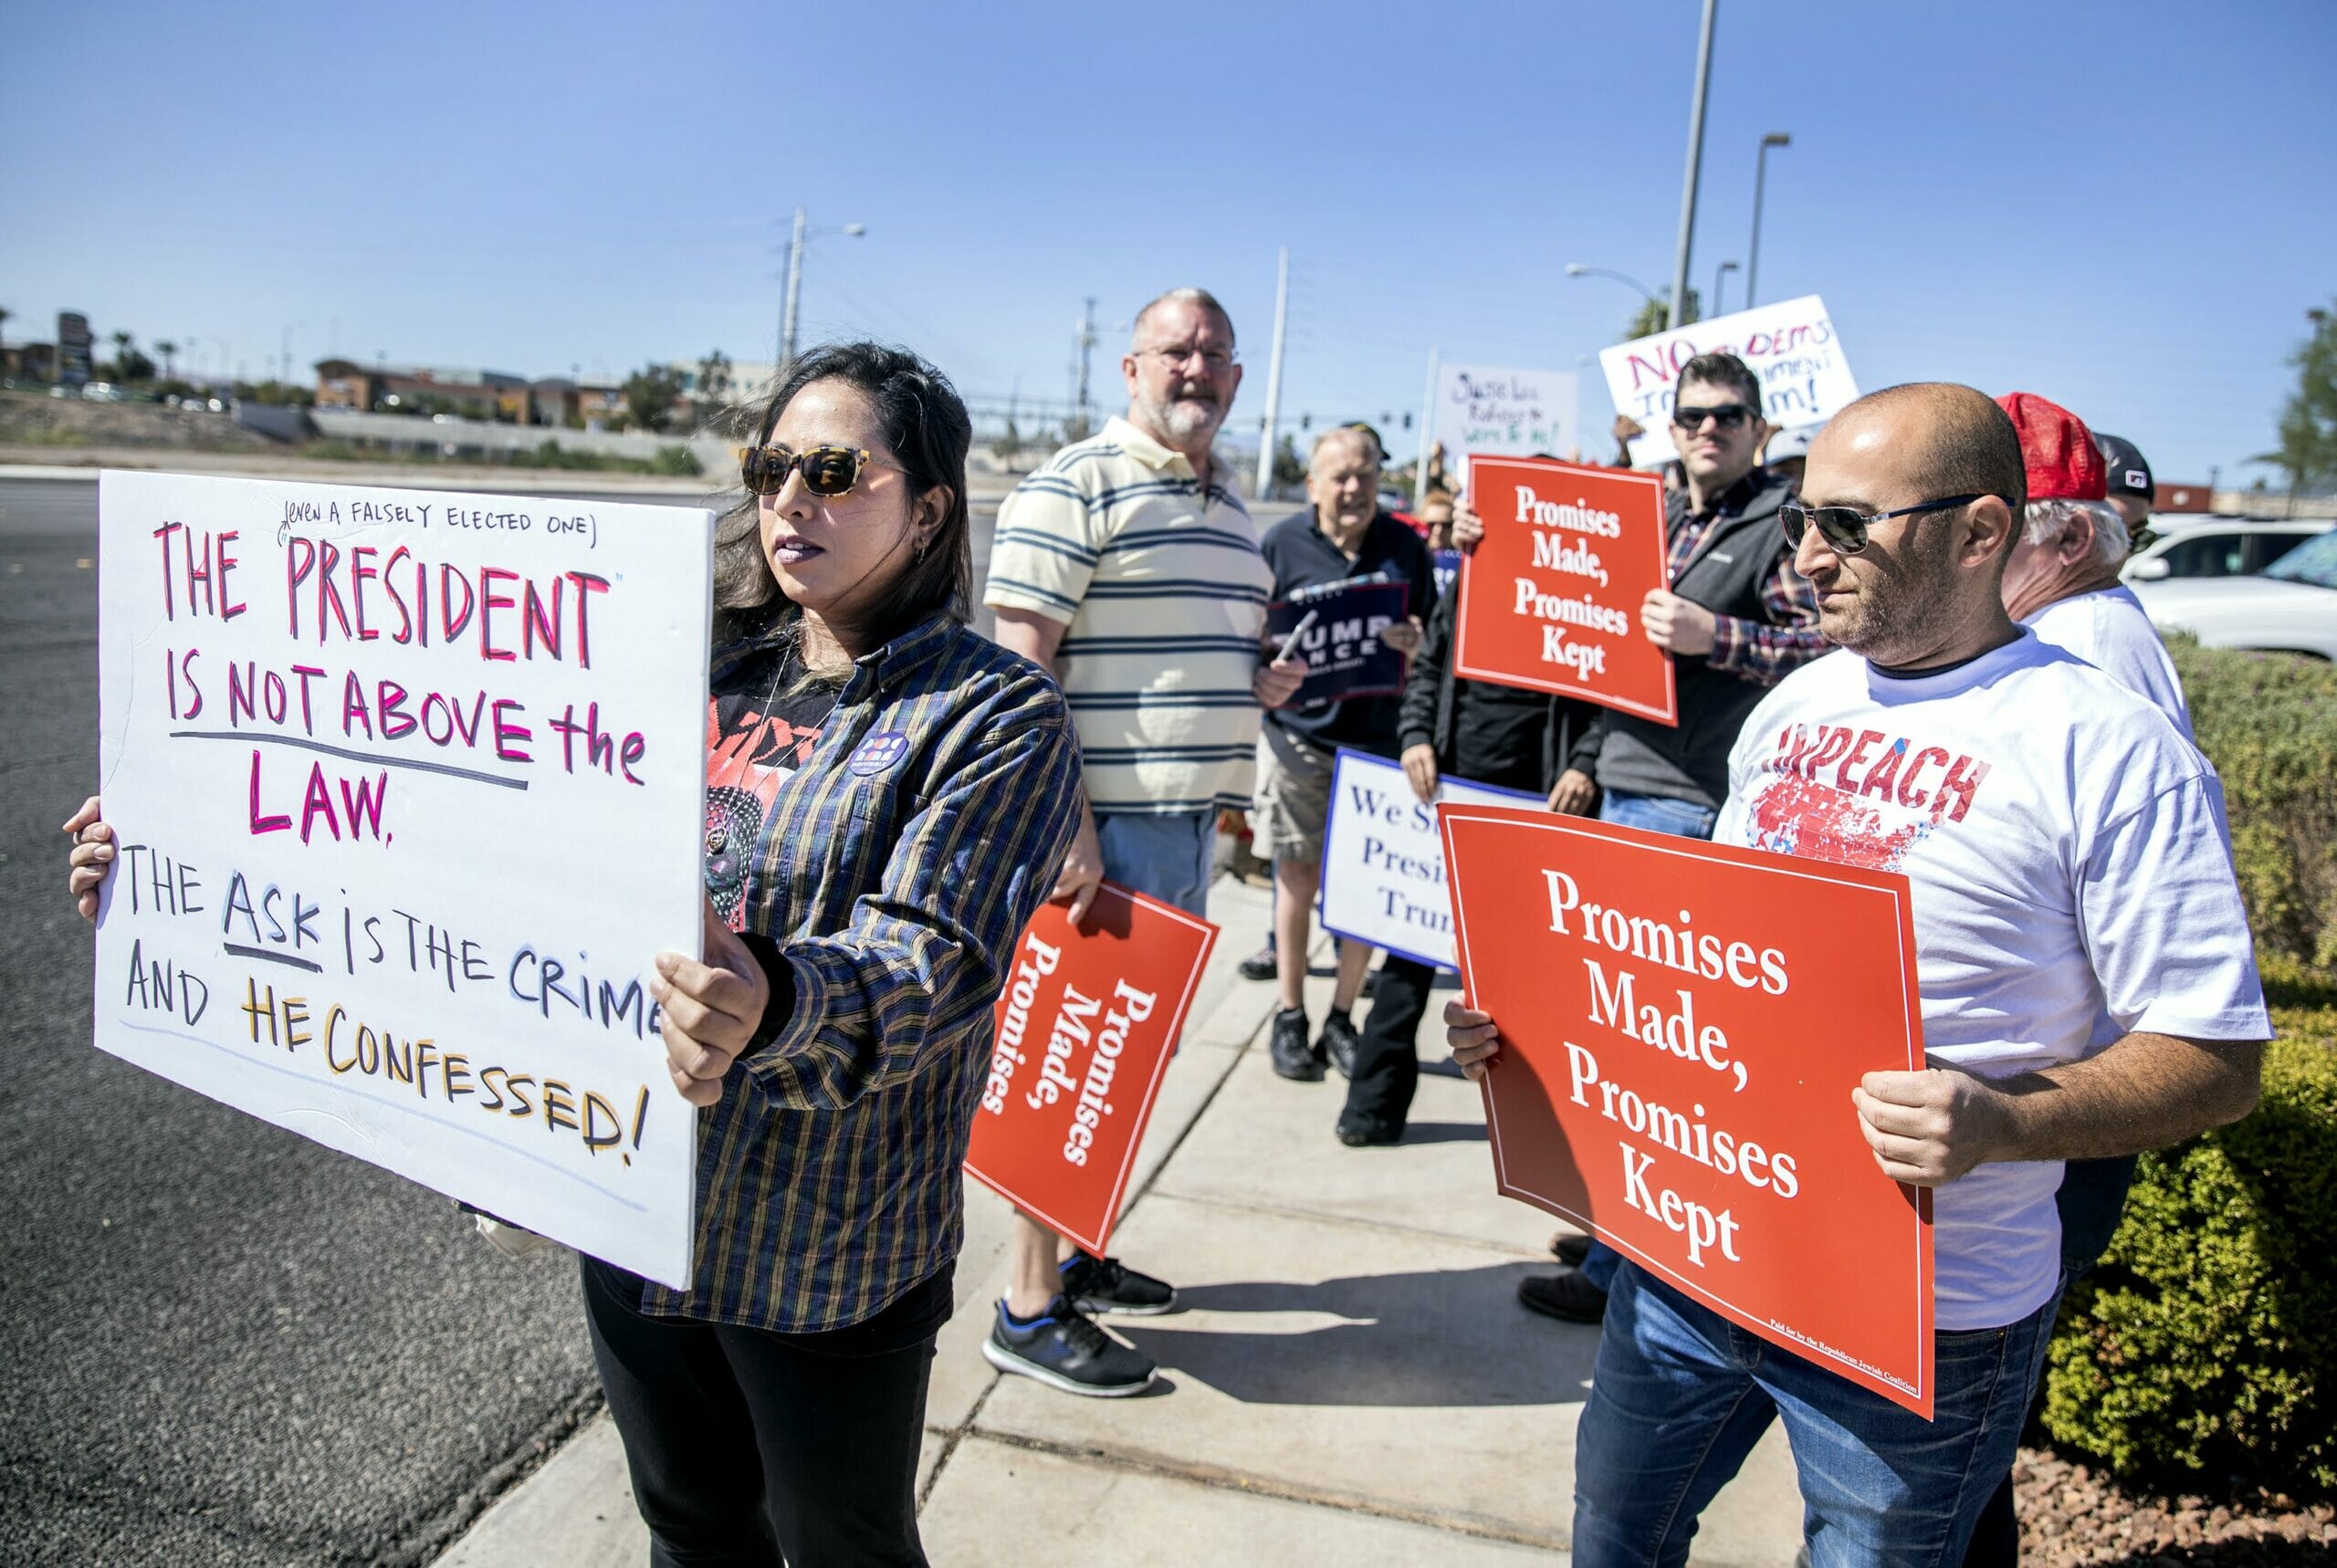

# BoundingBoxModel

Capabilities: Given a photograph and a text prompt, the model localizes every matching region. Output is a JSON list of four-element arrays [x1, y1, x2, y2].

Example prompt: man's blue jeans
[[1578, 789, 1719, 1294], [1574, 1264, 2058, 1567], [1094, 808, 1217, 919]]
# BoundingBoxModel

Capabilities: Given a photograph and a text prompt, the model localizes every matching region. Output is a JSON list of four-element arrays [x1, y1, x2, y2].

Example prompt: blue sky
[[5, 0, 2331, 485]]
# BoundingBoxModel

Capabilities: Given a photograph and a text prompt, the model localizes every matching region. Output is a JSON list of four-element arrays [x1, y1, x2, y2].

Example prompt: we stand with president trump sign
[[92, 471, 711, 1286], [1440, 803, 1936, 1416]]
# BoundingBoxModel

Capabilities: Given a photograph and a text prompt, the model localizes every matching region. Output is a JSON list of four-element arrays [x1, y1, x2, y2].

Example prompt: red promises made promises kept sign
[[1439, 802, 1935, 1416], [1454, 455, 1675, 725], [963, 883, 1217, 1254]]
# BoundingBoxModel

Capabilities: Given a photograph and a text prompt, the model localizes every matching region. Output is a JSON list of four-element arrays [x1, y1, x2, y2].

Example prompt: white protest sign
[[94, 471, 712, 1286], [1598, 294, 1859, 465], [1316, 747, 1542, 969], [1433, 362, 1581, 481]]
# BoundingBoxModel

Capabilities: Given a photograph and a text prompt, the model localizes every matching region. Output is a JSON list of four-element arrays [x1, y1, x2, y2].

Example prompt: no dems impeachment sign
[[1440, 803, 1935, 1416]]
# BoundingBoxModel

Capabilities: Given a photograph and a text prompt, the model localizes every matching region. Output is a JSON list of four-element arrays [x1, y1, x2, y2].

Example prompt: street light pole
[[779, 207, 807, 371], [778, 208, 866, 373], [1745, 132, 1791, 308], [1667, 0, 1720, 330], [1713, 260, 1739, 319], [1565, 263, 1661, 305]]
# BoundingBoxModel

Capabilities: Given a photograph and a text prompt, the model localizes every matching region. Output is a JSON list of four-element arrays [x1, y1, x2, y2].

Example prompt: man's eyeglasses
[[1139, 343, 1238, 373], [740, 444, 893, 498], [1780, 494, 2001, 556], [1672, 402, 1755, 431]]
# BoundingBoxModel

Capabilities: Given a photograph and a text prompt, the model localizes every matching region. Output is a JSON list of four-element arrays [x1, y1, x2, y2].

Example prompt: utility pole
[[1668, 0, 1719, 330], [1746, 132, 1791, 308], [1073, 296, 1097, 431], [1253, 246, 1290, 499], [780, 205, 807, 371], [1413, 348, 1441, 507]]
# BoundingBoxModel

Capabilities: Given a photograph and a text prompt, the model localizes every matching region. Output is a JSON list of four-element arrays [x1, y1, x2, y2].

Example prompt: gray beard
[[1140, 394, 1221, 446]]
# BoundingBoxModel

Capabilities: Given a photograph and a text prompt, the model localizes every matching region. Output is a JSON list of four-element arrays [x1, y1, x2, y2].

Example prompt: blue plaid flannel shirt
[[638, 612, 1080, 1332]]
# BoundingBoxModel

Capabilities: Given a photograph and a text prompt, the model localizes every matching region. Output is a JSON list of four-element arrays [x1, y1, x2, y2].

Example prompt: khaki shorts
[[1250, 723, 1336, 863]]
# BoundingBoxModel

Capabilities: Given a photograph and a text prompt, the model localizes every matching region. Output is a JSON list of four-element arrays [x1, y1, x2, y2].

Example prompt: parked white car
[[2131, 528, 2337, 660], [2122, 517, 2322, 583]]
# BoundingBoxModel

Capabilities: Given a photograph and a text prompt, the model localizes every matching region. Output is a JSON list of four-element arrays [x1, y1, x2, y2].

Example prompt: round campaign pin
[[847, 730, 912, 777]]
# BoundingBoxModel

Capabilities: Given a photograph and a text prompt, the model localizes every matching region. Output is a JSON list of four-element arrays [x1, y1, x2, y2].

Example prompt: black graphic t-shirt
[[703, 649, 841, 932]]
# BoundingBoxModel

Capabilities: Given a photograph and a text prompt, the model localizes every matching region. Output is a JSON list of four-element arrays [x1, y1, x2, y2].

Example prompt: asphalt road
[[0, 470, 1300, 1566]]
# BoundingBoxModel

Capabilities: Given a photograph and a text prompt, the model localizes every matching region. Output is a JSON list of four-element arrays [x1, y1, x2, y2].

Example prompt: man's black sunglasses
[[1779, 495, 2003, 556], [1672, 402, 1755, 431]]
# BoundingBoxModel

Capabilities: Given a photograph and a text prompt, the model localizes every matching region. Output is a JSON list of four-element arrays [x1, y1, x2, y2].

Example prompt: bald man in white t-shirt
[[1447, 382, 2267, 1564]]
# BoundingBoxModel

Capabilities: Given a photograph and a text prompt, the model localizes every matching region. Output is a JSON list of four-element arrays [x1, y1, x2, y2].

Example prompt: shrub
[[2171, 639, 2337, 967], [2042, 1004, 2337, 1494]]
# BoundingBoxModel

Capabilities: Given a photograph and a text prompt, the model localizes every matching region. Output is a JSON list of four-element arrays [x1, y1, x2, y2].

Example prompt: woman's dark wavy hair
[[711, 341, 974, 649]]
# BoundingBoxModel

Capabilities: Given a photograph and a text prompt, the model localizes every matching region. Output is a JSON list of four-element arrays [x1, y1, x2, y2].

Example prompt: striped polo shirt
[[984, 416, 1273, 816]]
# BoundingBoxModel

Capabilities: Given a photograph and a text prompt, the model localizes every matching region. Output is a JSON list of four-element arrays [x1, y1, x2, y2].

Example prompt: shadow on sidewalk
[[1377, 1120, 1486, 1145], [1117, 1263, 1599, 1407]]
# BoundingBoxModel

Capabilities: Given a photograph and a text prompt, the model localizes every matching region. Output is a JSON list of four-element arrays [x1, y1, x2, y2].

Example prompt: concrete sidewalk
[[437, 878, 1802, 1565]]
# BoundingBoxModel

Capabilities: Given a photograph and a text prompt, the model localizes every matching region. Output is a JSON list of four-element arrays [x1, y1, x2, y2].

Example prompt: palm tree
[[0, 306, 12, 353], [155, 340, 179, 380], [110, 330, 132, 378]]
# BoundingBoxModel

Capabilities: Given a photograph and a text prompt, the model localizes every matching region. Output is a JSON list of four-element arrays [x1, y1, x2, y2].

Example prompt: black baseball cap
[[2095, 433, 2153, 499]]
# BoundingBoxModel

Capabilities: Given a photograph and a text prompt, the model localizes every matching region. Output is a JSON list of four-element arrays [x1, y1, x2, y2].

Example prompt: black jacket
[[1590, 469, 1799, 809], [1399, 579, 1602, 792]]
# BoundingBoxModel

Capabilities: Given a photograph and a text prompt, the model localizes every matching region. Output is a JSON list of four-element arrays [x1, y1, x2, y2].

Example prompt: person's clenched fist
[[655, 902, 773, 1107]]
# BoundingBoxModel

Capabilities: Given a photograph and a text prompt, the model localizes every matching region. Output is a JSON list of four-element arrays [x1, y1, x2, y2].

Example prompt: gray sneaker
[[983, 1297, 1157, 1397]]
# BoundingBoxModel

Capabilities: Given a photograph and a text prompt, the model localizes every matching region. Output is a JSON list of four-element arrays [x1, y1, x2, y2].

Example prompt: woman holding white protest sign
[[68, 341, 1082, 1565]]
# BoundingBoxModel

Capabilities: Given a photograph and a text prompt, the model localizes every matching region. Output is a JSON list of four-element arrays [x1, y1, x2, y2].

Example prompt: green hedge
[[2170, 640, 2337, 968], [2042, 999, 2337, 1492], [2039, 641, 2337, 1494]]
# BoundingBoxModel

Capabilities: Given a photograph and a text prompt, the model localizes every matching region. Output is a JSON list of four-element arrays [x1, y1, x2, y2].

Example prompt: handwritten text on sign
[[1598, 295, 1860, 465], [94, 471, 711, 1286], [1316, 748, 1541, 971], [1440, 804, 1934, 1416], [1455, 455, 1676, 724], [1433, 362, 1580, 480], [963, 884, 1217, 1254], [1264, 578, 1411, 706]]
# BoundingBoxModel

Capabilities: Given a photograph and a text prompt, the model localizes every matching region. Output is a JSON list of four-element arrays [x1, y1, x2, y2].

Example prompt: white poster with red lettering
[[92, 471, 712, 1286], [1598, 295, 1860, 465]]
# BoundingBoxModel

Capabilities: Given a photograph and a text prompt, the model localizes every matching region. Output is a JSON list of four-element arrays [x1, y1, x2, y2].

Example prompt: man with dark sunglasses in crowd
[[1462, 351, 1830, 1324], [1449, 382, 2266, 1563]]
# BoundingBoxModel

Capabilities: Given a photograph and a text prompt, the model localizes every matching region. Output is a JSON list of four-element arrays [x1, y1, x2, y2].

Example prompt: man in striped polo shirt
[[982, 286, 1305, 1396]]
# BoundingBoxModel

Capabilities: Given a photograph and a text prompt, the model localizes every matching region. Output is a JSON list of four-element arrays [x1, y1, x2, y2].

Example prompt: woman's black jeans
[[580, 1252, 949, 1567]]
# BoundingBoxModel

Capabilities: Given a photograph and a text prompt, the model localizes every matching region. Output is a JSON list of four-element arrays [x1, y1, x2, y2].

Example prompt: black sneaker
[[1320, 1011, 1361, 1079], [1236, 943, 1278, 982], [1269, 1007, 1323, 1081], [983, 1296, 1156, 1397], [1516, 1270, 1609, 1324], [1061, 1251, 1177, 1315]]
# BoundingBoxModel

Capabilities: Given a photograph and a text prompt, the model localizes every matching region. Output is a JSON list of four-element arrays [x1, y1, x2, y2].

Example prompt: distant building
[[313, 360, 536, 423]]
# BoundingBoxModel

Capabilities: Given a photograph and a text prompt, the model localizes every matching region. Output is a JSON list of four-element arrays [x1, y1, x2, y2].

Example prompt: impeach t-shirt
[[704, 647, 841, 933], [1715, 630, 2267, 1331]]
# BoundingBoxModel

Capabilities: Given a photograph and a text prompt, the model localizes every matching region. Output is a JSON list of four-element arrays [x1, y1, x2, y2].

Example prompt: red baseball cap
[[1995, 392, 2106, 502]]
